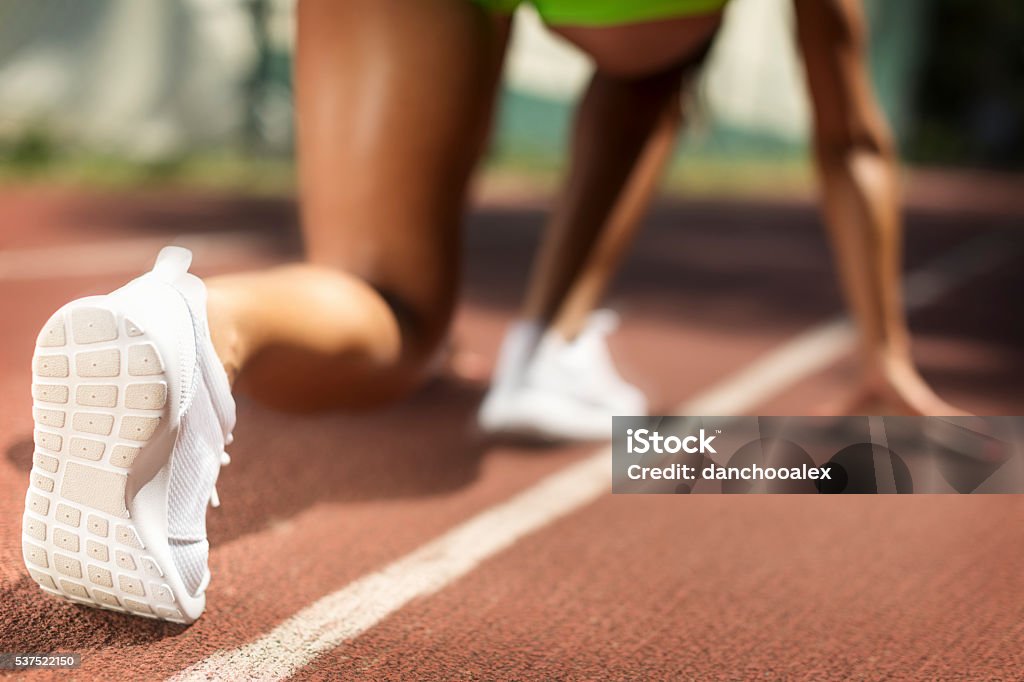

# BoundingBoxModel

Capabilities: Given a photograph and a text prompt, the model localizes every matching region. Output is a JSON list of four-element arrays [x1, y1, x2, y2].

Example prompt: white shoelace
[[209, 427, 233, 509]]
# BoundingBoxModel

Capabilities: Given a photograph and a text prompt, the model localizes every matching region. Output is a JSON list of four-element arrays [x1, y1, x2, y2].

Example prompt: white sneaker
[[477, 320, 542, 434], [23, 247, 235, 623], [478, 311, 646, 442]]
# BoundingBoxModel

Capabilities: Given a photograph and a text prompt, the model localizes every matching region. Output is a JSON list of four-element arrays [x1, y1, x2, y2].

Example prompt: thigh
[[296, 0, 509, 334], [793, 0, 891, 151]]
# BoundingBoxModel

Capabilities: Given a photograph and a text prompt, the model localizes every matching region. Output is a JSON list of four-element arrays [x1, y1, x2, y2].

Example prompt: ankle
[[206, 289, 246, 384]]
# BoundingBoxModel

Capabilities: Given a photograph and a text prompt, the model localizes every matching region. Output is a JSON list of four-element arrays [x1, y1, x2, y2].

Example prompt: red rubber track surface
[[0, 184, 1021, 679]]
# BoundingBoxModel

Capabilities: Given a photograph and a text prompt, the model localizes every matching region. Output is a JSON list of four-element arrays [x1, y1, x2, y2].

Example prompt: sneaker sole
[[23, 300, 195, 623]]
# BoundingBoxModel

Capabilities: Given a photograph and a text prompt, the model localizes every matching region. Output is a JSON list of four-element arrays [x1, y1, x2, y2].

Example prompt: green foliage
[[1, 128, 57, 172]]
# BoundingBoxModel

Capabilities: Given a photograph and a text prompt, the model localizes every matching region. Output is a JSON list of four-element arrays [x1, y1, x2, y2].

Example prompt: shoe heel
[[23, 299, 189, 622]]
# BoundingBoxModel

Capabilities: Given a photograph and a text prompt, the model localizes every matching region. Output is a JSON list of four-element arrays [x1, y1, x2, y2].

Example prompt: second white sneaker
[[478, 311, 647, 442], [23, 246, 235, 623]]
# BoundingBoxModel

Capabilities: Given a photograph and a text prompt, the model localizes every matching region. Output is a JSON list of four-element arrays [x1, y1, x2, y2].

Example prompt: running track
[[1, 180, 1022, 680]]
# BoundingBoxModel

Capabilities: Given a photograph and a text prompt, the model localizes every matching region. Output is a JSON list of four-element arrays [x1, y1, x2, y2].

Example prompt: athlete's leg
[[548, 81, 684, 338], [519, 64, 686, 338], [208, 0, 510, 411], [794, 0, 963, 415], [478, 27, 716, 440], [519, 15, 720, 340]]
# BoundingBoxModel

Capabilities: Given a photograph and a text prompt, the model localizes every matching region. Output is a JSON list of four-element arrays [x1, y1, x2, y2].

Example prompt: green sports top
[[475, 0, 730, 26]]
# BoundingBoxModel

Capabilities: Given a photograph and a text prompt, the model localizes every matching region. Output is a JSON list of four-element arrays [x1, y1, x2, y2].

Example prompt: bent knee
[[236, 326, 446, 412], [229, 265, 455, 412]]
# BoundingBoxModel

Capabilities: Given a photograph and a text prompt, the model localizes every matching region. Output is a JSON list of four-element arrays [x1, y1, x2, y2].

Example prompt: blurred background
[[0, 0, 1021, 414], [0, 0, 1021, 193]]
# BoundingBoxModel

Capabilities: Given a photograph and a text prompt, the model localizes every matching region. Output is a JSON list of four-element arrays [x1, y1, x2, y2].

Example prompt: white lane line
[[173, 453, 613, 682], [170, 235, 1016, 682], [681, 318, 854, 415]]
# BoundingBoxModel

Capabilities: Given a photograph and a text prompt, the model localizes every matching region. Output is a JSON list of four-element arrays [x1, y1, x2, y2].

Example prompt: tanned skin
[[207, 0, 960, 415]]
